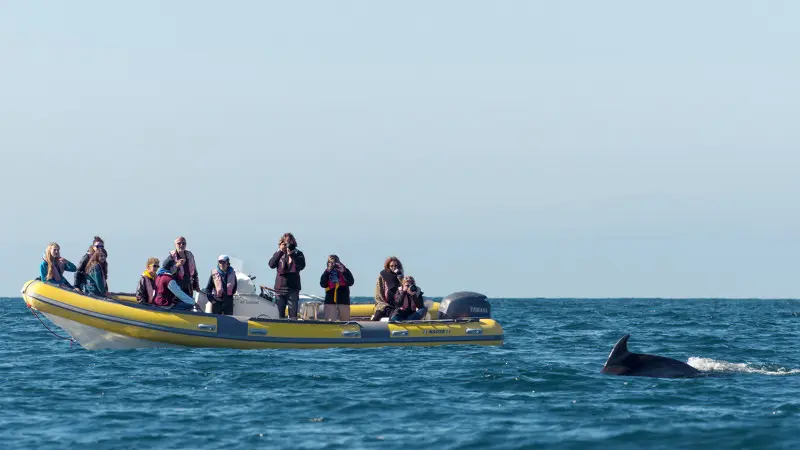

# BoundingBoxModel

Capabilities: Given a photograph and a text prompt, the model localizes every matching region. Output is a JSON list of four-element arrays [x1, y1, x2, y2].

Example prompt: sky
[[1, 1, 799, 298]]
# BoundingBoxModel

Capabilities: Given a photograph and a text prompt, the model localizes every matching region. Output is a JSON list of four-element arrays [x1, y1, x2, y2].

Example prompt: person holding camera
[[268, 232, 306, 319], [371, 256, 404, 321], [390, 275, 428, 322], [319, 254, 355, 321]]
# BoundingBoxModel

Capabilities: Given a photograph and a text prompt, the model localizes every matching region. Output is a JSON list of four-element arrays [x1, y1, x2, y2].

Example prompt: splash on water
[[688, 357, 800, 375]]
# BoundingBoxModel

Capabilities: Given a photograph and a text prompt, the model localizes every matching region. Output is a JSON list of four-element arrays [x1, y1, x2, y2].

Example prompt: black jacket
[[319, 268, 355, 305], [136, 274, 156, 304], [394, 287, 425, 312], [268, 250, 306, 292], [74, 252, 91, 289]]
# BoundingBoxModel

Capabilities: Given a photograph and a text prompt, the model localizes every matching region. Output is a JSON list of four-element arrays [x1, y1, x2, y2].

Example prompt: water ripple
[[2, 296, 800, 449]]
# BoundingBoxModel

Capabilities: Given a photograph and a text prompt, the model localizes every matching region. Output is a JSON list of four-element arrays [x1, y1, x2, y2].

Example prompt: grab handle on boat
[[341, 330, 360, 338], [249, 328, 268, 336], [197, 324, 217, 332], [465, 328, 483, 335], [391, 330, 409, 337]]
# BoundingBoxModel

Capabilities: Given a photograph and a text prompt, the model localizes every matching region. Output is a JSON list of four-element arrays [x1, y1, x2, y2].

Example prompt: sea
[[2, 297, 799, 449]]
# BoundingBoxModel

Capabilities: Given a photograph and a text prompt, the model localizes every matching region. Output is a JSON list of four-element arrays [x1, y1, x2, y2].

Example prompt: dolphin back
[[601, 334, 701, 378], [601, 334, 632, 374]]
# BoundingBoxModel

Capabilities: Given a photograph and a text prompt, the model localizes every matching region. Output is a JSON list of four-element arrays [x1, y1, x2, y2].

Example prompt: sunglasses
[[150, 264, 159, 268], [95, 244, 104, 249], [219, 260, 229, 264], [176, 242, 186, 246]]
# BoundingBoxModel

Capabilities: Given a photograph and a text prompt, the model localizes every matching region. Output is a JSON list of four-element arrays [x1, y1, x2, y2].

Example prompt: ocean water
[[2, 297, 800, 450]]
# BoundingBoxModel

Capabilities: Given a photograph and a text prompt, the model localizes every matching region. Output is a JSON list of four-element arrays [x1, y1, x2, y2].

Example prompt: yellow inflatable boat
[[21, 280, 503, 350]]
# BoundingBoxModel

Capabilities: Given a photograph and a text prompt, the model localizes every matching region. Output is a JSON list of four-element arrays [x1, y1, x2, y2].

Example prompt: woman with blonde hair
[[84, 248, 109, 297], [370, 256, 404, 321], [39, 242, 79, 291], [136, 257, 160, 304]]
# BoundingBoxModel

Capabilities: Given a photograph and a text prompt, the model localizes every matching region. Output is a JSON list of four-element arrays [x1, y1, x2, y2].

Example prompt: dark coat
[[268, 250, 306, 292], [136, 274, 156, 304], [319, 268, 355, 305], [393, 287, 425, 313]]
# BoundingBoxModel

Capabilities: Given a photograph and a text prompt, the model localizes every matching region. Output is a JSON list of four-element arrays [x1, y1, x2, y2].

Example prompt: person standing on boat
[[74, 236, 105, 291], [136, 257, 159, 304], [40, 242, 80, 291], [163, 236, 199, 298], [390, 276, 427, 321], [84, 249, 110, 298], [370, 256, 404, 321], [319, 254, 355, 321], [153, 258, 196, 311], [205, 255, 238, 315], [268, 233, 306, 319]]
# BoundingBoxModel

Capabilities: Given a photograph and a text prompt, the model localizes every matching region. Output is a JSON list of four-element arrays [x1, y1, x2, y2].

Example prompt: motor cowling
[[438, 291, 491, 319]]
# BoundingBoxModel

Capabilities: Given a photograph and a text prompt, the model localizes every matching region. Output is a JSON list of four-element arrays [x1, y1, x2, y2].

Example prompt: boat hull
[[21, 280, 503, 350]]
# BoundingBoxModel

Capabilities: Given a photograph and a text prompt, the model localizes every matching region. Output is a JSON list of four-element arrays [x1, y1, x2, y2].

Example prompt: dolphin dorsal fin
[[605, 334, 631, 364]]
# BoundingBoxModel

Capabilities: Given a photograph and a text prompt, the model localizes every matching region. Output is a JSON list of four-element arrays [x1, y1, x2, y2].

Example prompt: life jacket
[[277, 252, 297, 274], [169, 250, 196, 282], [153, 272, 177, 307], [211, 267, 236, 299], [43, 255, 66, 282], [400, 291, 420, 311], [325, 269, 350, 290], [325, 269, 349, 304], [141, 271, 156, 303]]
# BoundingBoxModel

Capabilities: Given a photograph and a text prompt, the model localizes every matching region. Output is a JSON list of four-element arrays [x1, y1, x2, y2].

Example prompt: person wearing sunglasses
[[74, 236, 105, 291], [136, 257, 160, 304], [370, 256, 404, 321], [164, 236, 199, 298], [205, 255, 238, 315], [268, 232, 306, 319], [84, 248, 110, 298], [319, 254, 355, 321]]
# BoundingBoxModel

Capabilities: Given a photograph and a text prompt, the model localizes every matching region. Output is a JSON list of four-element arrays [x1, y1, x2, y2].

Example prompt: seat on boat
[[299, 300, 323, 320]]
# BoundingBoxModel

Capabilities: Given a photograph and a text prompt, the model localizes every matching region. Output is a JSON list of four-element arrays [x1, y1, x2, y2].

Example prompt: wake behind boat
[[20, 279, 503, 350]]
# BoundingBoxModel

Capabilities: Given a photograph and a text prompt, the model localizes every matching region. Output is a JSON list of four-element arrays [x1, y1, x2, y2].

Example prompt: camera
[[409, 285, 418, 293], [288, 243, 297, 251]]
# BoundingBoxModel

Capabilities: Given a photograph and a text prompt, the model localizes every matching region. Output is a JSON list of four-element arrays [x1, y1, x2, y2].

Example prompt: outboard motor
[[438, 291, 491, 319]]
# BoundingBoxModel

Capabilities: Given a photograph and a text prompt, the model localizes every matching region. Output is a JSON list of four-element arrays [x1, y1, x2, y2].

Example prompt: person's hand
[[335, 263, 345, 272], [279, 243, 287, 253], [176, 259, 186, 268], [73, 287, 81, 292]]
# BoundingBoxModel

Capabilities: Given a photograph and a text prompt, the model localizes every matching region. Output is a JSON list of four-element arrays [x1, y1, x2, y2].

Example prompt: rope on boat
[[26, 304, 77, 345], [22, 282, 77, 345]]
